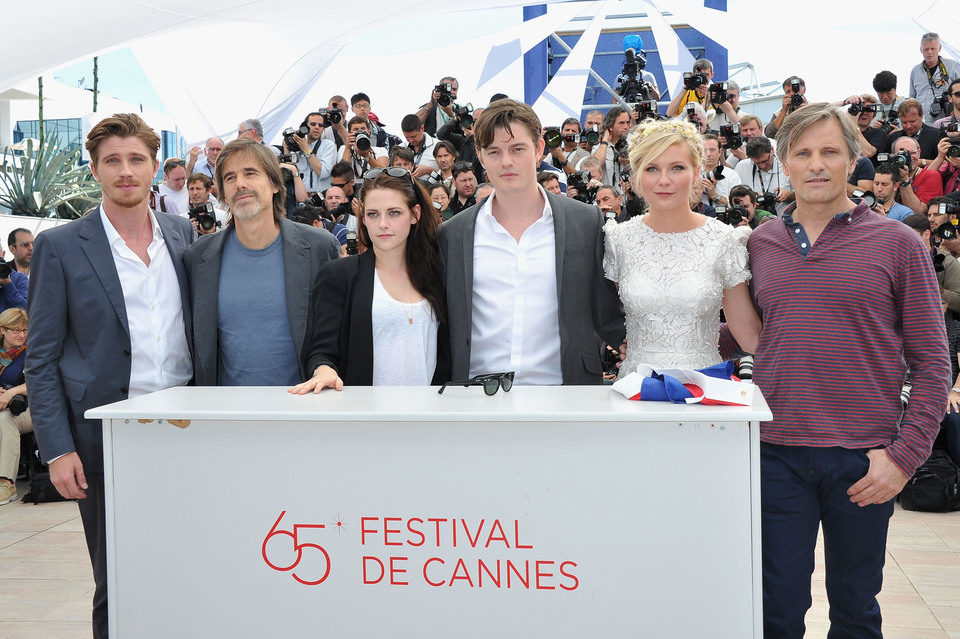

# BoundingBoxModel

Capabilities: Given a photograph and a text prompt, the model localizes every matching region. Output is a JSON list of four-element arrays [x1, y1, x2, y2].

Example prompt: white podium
[[87, 385, 772, 638]]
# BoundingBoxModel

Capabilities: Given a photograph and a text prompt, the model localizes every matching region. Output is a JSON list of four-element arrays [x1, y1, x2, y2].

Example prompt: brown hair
[[358, 171, 445, 323], [215, 139, 286, 224], [187, 173, 213, 189], [473, 99, 542, 152], [898, 98, 924, 118], [775, 103, 861, 165], [85, 113, 160, 166], [739, 114, 762, 130]]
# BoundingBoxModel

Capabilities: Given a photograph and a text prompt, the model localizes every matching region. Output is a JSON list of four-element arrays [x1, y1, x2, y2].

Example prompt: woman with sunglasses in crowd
[[289, 167, 450, 393]]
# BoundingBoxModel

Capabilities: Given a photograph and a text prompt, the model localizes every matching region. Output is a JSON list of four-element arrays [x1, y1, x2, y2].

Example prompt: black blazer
[[304, 250, 451, 385], [888, 124, 946, 160]]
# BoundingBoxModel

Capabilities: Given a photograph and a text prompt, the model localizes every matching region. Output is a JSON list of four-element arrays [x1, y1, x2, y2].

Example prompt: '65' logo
[[261, 511, 331, 585]]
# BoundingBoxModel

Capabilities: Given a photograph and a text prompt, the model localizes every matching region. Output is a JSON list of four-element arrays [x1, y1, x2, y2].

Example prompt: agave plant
[[0, 137, 101, 218]]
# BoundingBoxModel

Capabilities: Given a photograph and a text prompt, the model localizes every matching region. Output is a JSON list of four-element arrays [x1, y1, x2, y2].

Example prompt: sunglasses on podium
[[438, 372, 515, 396]]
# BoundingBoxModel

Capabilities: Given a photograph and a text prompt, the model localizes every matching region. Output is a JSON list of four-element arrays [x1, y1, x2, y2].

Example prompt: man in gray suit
[[183, 139, 340, 385], [438, 99, 624, 384], [26, 113, 195, 638]]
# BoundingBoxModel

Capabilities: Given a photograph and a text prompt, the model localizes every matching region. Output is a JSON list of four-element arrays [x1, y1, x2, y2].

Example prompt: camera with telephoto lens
[[939, 200, 960, 217], [562, 131, 577, 145], [567, 170, 597, 204], [719, 123, 742, 150], [851, 189, 877, 208], [684, 72, 708, 91], [0, 384, 27, 416], [188, 202, 220, 232], [345, 231, 359, 255], [318, 107, 342, 127], [580, 125, 600, 145], [946, 140, 960, 158], [715, 204, 744, 226], [0, 262, 11, 279], [789, 79, 804, 108], [613, 138, 629, 159], [709, 82, 729, 104], [758, 191, 777, 211], [543, 127, 562, 149], [354, 132, 372, 153], [876, 151, 911, 171], [935, 212, 959, 240], [453, 103, 474, 128], [634, 99, 658, 120], [434, 83, 454, 107]]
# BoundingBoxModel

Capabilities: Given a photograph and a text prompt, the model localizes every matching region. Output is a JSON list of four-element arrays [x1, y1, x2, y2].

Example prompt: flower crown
[[628, 118, 703, 147]]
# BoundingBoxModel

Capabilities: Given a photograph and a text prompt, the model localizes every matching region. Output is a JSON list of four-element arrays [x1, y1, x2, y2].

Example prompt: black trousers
[[77, 471, 108, 639]]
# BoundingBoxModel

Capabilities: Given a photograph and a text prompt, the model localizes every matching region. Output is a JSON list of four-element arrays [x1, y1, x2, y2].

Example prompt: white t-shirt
[[371, 270, 438, 386], [157, 183, 189, 217]]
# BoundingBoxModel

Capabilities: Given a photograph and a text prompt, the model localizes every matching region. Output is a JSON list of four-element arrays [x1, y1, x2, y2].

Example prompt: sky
[[53, 48, 165, 113]]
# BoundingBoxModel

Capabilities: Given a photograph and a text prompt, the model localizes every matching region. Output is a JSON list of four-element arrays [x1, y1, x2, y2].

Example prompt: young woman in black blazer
[[290, 168, 450, 392]]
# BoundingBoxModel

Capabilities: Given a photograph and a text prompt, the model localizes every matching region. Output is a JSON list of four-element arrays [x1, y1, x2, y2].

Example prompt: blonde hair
[[0, 308, 27, 331], [628, 118, 704, 180]]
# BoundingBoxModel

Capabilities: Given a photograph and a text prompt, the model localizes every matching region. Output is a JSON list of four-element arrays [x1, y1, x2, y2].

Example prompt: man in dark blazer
[[438, 99, 625, 384], [26, 113, 195, 639], [183, 139, 340, 385], [888, 98, 947, 160]]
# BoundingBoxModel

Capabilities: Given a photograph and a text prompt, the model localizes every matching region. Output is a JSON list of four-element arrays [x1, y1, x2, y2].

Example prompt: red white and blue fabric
[[612, 361, 752, 406]]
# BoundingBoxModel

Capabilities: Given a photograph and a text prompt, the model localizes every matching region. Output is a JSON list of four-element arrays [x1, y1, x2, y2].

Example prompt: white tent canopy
[[3, 1, 960, 145]]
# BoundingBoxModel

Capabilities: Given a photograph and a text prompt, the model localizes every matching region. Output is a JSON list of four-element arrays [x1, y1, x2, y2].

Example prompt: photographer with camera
[[841, 94, 891, 161], [0, 250, 28, 314], [666, 59, 714, 118], [400, 114, 439, 178], [614, 36, 660, 105], [277, 160, 310, 217], [902, 211, 960, 318], [415, 76, 459, 137], [566, 158, 604, 204], [933, 79, 960, 131], [735, 136, 793, 213], [765, 76, 808, 139], [889, 136, 944, 215], [319, 95, 349, 147], [436, 105, 482, 179], [430, 141, 459, 191], [388, 146, 416, 173], [708, 80, 742, 130], [909, 33, 960, 125], [548, 118, 590, 176], [723, 114, 768, 168], [871, 163, 914, 221], [592, 107, 631, 186], [889, 99, 947, 161], [701, 133, 741, 207], [285, 112, 338, 194], [537, 171, 563, 196], [595, 185, 624, 222], [728, 185, 775, 229], [872, 71, 905, 127], [340, 116, 388, 179], [0, 308, 31, 505], [446, 163, 478, 217], [187, 173, 229, 236], [350, 93, 394, 150], [152, 158, 189, 216], [927, 125, 960, 195]]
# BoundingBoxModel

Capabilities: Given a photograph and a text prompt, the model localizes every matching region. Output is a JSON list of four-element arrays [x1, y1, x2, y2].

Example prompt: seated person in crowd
[[339, 116, 388, 178], [279, 160, 309, 216], [872, 70, 905, 124], [928, 128, 960, 195], [0, 262, 28, 315], [724, 113, 769, 168], [0, 308, 30, 506], [154, 158, 189, 215], [888, 98, 946, 161], [430, 141, 458, 191], [735, 136, 793, 214], [400, 114, 439, 178], [840, 94, 890, 160], [288, 204, 348, 248], [892, 136, 944, 214], [933, 79, 960, 131], [728, 185, 776, 229], [330, 162, 358, 203], [872, 163, 915, 221], [291, 167, 450, 391]]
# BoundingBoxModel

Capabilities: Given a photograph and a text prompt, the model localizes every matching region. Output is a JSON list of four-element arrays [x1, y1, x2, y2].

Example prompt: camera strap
[[753, 163, 780, 194], [925, 59, 950, 90], [306, 139, 323, 190]]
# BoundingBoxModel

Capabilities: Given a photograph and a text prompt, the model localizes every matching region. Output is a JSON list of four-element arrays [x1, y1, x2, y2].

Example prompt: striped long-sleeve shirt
[[722, 202, 950, 476]]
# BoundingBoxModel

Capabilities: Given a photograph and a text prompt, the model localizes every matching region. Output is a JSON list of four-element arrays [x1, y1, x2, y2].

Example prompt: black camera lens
[[847, 103, 862, 116], [355, 133, 371, 152], [0, 262, 11, 279], [584, 127, 600, 145], [543, 129, 562, 149]]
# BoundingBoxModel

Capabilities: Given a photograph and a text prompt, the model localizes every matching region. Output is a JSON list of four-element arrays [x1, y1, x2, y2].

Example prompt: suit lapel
[[350, 251, 376, 384], [77, 209, 130, 336], [280, 219, 310, 370], [551, 194, 567, 301], [460, 210, 478, 334], [193, 228, 229, 382]]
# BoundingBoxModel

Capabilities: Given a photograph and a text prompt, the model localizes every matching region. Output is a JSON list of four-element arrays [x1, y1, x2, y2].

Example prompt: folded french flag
[[611, 361, 755, 406]]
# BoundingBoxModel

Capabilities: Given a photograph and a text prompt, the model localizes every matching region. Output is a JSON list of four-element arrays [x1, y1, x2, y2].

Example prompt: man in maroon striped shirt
[[722, 103, 950, 638]]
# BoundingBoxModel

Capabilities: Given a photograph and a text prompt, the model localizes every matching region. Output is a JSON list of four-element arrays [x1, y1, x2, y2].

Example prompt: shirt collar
[[99, 204, 164, 248], [781, 201, 869, 224], [479, 184, 554, 224]]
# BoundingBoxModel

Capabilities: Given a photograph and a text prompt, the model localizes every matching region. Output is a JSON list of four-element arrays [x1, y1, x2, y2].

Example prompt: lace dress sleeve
[[603, 218, 622, 283], [720, 224, 752, 290]]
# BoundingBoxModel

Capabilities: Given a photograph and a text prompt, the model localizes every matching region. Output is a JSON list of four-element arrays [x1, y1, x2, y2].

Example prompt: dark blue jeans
[[941, 409, 960, 467], [761, 443, 895, 639]]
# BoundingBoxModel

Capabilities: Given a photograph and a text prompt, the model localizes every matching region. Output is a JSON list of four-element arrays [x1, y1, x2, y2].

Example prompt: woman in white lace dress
[[604, 118, 762, 374]]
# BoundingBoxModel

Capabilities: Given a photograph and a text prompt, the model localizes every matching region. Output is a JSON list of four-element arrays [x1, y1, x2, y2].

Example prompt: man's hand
[[847, 449, 909, 507], [279, 162, 299, 175], [0, 388, 16, 410], [188, 146, 201, 162], [49, 452, 88, 500], [775, 189, 794, 203], [937, 136, 953, 159], [550, 145, 566, 162], [702, 174, 718, 199], [413, 165, 434, 178], [949, 389, 960, 413], [293, 134, 311, 154]]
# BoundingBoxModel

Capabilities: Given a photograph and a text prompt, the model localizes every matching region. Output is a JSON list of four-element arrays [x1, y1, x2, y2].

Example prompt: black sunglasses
[[952, 91, 960, 98], [363, 166, 414, 183], [438, 372, 514, 396]]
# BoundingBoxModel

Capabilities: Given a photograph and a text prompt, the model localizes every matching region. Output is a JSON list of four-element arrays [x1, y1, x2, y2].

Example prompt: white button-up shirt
[[469, 186, 562, 385], [99, 207, 193, 398]]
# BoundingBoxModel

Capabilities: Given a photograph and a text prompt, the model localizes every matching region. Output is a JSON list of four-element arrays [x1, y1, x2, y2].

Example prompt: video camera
[[714, 204, 745, 226], [434, 83, 454, 107], [615, 36, 654, 103], [188, 202, 220, 232], [719, 124, 742, 150], [876, 151, 912, 171], [567, 170, 598, 204]]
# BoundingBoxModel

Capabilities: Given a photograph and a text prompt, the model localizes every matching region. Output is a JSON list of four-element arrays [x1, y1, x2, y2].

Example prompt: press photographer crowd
[[3, 29, 960, 639]]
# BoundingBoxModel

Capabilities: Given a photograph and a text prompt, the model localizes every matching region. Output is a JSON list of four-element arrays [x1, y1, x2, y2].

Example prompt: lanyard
[[307, 139, 322, 190], [753, 162, 780, 193], [925, 59, 950, 90]]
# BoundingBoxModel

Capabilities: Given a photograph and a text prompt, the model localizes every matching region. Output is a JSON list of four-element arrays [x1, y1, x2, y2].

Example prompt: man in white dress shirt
[[26, 113, 195, 638]]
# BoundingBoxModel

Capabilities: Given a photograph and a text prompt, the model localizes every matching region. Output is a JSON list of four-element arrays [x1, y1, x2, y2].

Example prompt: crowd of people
[[0, 30, 959, 639]]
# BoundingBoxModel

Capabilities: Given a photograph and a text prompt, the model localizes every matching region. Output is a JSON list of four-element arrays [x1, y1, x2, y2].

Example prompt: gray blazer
[[438, 191, 625, 384], [25, 209, 194, 471], [183, 217, 340, 385]]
